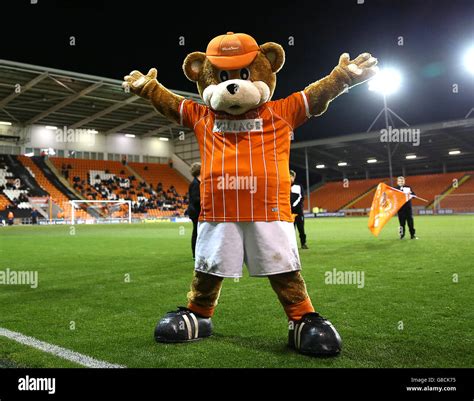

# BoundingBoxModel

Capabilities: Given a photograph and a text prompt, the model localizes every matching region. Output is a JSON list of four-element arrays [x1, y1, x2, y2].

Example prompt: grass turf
[[0, 216, 472, 368]]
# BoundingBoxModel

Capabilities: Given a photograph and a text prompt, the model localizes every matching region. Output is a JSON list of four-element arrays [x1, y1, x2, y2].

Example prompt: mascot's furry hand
[[122, 68, 182, 123], [305, 52, 378, 116], [122, 68, 159, 99], [334, 52, 378, 87]]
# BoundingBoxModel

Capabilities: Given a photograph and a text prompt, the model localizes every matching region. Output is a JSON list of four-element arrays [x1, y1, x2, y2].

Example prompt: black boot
[[288, 312, 342, 356], [154, 307, 213, 343]]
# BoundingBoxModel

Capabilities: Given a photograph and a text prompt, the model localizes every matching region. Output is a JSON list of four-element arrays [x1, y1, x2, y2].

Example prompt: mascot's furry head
[[183, 32, 285, 115]]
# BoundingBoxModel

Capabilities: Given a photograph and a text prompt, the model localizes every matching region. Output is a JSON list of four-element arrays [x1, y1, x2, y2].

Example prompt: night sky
[[1, 0, 474, 143]]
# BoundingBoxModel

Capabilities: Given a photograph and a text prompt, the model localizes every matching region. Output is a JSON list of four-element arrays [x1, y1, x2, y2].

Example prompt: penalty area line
[[0, 327, 125, 368]]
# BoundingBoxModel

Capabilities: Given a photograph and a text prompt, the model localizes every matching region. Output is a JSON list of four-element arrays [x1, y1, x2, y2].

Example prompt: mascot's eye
[[219, 71, 229, 82], [240, 68, 250, 80]]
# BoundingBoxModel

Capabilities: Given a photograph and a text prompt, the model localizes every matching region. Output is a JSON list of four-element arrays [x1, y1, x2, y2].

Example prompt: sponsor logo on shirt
[[213, 118, 263, 133]]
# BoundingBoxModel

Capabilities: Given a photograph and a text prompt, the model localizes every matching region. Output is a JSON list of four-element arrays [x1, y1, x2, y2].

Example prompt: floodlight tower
[[368, 68, 408, 186]]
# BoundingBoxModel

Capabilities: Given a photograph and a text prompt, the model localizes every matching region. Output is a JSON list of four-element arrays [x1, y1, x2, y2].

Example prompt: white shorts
[[194, 221, 301, 278]]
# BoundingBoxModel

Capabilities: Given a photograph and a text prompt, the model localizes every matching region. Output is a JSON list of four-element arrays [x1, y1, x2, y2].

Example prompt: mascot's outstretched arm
[[304, 52, 378, 116], [122, 68, 183, 123]]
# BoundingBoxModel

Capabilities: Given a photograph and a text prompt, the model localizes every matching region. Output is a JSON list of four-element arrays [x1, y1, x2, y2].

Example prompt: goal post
[[433, 193, 474, 214], [70, 200, 132, 225]]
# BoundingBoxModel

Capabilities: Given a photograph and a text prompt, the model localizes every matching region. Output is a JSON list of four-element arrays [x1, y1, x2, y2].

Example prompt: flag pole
[[412, 195, 429, 203], [386, 185, 429, 202]]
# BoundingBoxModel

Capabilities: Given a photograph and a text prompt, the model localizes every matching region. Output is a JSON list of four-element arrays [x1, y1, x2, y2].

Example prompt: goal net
[[70, 200, 132, 225], [433, 193, 474, 214]]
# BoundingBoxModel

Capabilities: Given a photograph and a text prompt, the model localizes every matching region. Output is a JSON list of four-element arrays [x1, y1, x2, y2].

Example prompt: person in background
[[290, 170, 308, 249], [188, 162, 201, 259], [7, 210, 14, 226], [396, 176, 418, 239], [31, 208, 38, 225]]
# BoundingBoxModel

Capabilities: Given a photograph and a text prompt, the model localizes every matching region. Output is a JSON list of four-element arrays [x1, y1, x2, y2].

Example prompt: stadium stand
[[309, 178, 384, 212], [50, 158, 189, 218], [310, 172, 469, 212], [0, 154, 48, 219], [434, 172, 474, 213], [128, 162, 189, 196], [0, 194, 11, 211], [406, 172, 465, 206], [447, 171, 474, 195], [17, 155, 81, 219]]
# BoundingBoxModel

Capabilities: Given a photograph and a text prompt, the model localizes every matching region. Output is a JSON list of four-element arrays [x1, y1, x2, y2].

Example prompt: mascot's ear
[[183, 52, 206, 82], [260, 42, 285, 73]]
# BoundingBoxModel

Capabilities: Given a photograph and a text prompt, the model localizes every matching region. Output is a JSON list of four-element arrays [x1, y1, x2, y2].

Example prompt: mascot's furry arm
[[304, 53, 378, 116], [122, 68, 183, 123]]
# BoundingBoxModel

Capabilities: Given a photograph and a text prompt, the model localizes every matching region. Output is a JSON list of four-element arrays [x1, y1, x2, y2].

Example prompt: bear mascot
[[123, 32, 377, 357]]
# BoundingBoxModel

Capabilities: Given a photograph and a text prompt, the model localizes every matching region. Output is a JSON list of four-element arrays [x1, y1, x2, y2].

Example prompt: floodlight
[[368, 68, 401, 95], [464, 47, 474, 74]]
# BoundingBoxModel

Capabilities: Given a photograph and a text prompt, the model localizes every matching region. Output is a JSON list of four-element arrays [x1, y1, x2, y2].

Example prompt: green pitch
[[0, 216, 472, 368]]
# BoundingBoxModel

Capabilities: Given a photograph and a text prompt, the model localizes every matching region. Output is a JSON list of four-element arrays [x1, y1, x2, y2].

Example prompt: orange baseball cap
[[206, 32, 260, 70]]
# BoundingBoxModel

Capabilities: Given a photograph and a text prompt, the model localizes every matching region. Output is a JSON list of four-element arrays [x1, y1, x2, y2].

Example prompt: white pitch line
[[0, 327, 125, 368]]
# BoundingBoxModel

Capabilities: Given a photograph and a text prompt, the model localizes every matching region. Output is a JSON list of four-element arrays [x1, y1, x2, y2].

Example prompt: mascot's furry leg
[[268, 271, 342, 356], [154, 272, 222, 342]]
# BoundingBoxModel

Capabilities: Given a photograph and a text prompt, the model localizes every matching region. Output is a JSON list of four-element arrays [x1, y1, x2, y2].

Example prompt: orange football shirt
[[179, 91, 310, 222]]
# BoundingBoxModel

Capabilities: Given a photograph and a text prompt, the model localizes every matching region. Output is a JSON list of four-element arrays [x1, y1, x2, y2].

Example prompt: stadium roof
[[1, 59, 473, 179], [290, 118, 474, 180], [0, 59, 201, 139]]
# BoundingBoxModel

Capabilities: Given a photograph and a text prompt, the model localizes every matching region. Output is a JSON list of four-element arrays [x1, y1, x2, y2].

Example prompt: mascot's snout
[[203, 78, 270, 115]]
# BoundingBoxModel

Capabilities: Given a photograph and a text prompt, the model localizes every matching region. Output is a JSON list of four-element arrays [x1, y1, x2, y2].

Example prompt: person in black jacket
[[290, 170, 308, 249], [396, 176, 418, 239], [188, 162, 201, 259]]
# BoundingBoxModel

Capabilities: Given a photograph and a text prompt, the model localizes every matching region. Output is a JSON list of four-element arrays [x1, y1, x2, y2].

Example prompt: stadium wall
[[10, 125, 173, 161]]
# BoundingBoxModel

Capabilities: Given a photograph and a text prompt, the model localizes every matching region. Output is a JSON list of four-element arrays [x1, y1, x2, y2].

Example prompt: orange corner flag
[[368, 183, 411, 236]]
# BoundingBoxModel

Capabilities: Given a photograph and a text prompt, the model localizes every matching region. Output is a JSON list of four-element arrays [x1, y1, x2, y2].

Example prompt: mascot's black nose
[[226, 83, 239, 95]]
